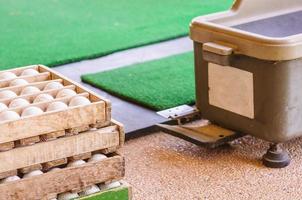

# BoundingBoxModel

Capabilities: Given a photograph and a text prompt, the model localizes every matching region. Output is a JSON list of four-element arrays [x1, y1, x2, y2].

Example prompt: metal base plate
[[157, 119, 243, 148]]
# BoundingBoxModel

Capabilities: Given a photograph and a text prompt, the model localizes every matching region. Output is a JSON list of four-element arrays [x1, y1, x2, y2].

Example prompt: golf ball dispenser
[[190, 0, 302, 167]]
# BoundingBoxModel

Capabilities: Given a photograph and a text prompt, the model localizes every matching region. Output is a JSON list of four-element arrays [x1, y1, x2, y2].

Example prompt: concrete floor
[[123, 132, 301, 200], [53, 37, 192, 133]]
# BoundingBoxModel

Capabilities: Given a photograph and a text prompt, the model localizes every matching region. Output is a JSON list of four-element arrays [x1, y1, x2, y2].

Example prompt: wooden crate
[[0, 154, 124, 200], [0, 65, 111, 147], [0, 121, 124, 175], [77, 181, 132, 200]]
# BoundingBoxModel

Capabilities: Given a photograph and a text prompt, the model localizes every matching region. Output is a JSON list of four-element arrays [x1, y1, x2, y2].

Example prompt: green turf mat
[[0, 0, 233, 70], [82, 52, 195, 111]]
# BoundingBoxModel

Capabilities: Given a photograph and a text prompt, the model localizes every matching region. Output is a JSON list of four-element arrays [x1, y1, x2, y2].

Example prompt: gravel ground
[[122, 132, 302, 200]]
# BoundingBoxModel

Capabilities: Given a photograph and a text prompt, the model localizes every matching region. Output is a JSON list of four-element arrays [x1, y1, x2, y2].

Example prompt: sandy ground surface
[[122, 132, 302, 200]]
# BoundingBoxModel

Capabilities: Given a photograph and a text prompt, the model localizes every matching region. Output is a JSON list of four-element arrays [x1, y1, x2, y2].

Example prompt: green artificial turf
[[0, 0, 233, 70], [77, 187, 130, 200], [82, 52, 195, 111]]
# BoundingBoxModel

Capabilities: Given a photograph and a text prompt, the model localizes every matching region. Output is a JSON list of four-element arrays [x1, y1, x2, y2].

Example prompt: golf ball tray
[[0, 65, 128, 200], [0, 65, 111, 151], [0, 151, 125, 200]]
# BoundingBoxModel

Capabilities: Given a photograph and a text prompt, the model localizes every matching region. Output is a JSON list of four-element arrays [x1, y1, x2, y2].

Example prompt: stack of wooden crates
[[0, 65, 131, 200]]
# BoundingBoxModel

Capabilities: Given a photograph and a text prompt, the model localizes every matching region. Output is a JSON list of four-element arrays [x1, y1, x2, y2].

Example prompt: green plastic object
[[77, 186, 130, 200]]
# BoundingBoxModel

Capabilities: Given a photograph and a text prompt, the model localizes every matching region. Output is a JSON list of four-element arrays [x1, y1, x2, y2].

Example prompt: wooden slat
[[42, 158, 67, 170], [0, 125, 120, 173], [66, 125, 90, 136], [7, 92, 88, 115], [100, 146, 118, 154], [0, 85, 75, 105], [0, 79, 63, 94], [0, 142, 14, 152], [112, 119, 125, 147], [0, 155, 124, 200], [0, 101, 107, 144], [19, 164, 42, 174], [69, 152, 92, 161], [40, 130, 65, 142], [0, 72, 50, 88], [16, 136, 40, 147], [0, 65, 39, 76], [0, 170, 17, 179]]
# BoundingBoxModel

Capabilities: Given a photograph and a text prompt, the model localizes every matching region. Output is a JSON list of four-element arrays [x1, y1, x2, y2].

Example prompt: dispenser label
[[208, 63, 254, 119]]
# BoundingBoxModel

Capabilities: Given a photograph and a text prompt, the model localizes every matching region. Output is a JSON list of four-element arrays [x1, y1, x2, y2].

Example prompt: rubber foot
[[263, 144, 290, 168]]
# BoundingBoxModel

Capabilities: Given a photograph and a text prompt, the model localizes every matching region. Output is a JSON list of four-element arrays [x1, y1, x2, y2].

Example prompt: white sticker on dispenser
[[208, 63, 254, 119]]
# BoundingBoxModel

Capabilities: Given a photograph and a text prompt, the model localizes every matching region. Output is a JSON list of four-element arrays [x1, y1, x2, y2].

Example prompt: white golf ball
[[100, 181, 121, 190], [44, 82, 64, 90], [46, 102, 68, 112], [0, 90, 17, 99], [0, 175, 21, 183], [88, 154, 107, 162], [21, 106, 44, 117], [33, 93, 54, 103], [9, 79, 29, 87], [20, 86, 40, 95], [0, 111, 20, 122], [0, 103, 8, 112], [69, 96, 91, 107], [57, 192, 79, 200], [56, 89, 77, 98], [21, 69, 39, 76], [67, 159, 86, 167], [23, 170, 43, 178], [0, 72, 17, 80], [79, 185, 100, 196], [49, 167, 61, 172], [9, 98, 30, 108]]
